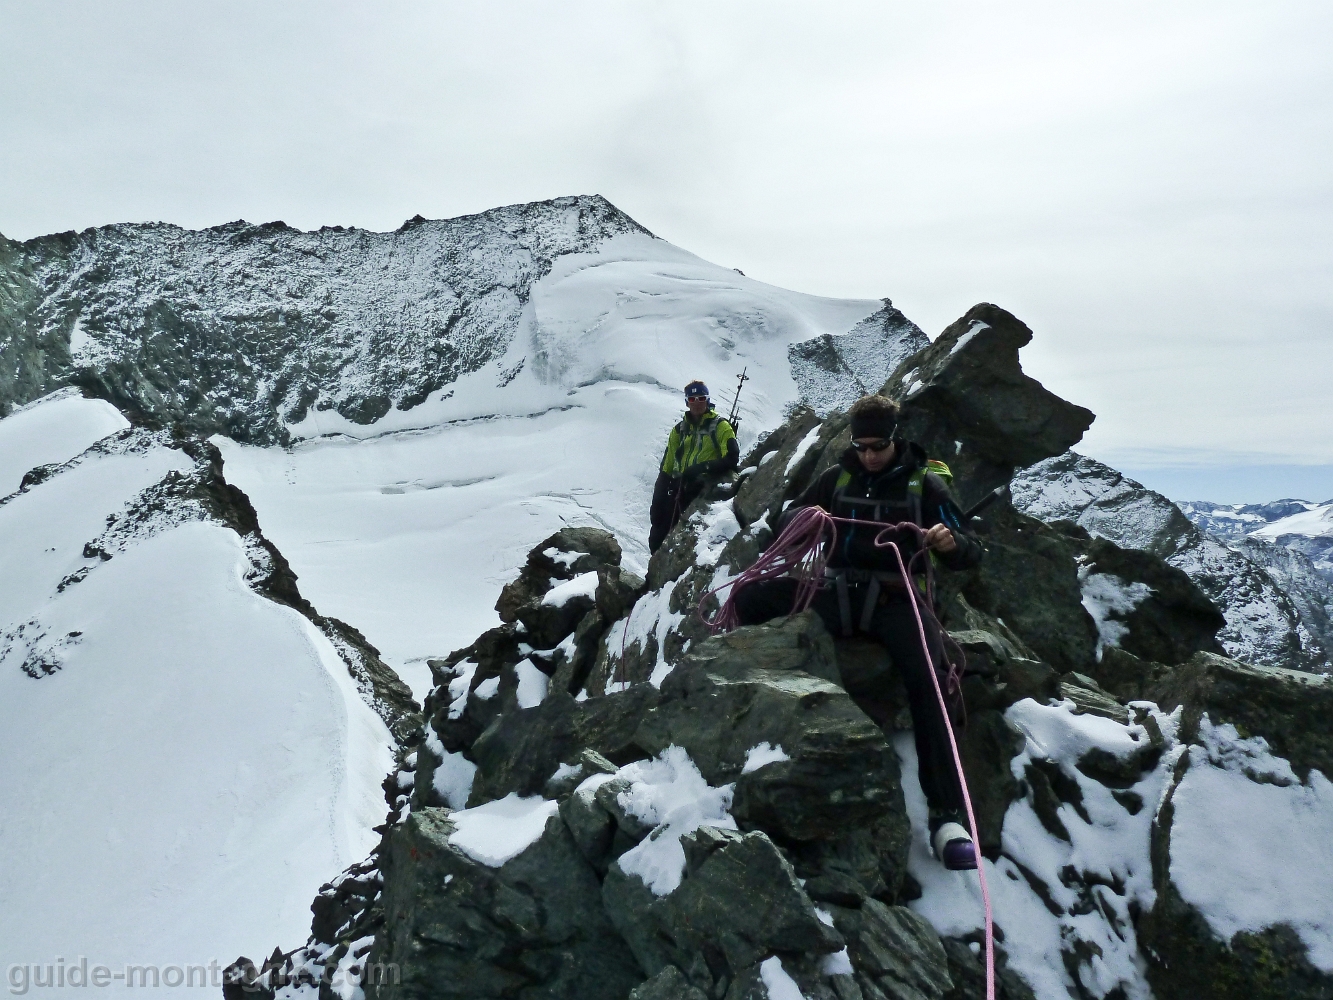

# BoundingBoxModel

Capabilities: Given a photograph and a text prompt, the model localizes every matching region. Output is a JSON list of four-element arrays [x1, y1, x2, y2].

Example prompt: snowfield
[[0, 401, 393, 995], [0, 387, 128, 496]]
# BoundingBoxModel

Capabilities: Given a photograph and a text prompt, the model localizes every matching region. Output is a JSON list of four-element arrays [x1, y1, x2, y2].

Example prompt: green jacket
[[660, 409, 737, 477]]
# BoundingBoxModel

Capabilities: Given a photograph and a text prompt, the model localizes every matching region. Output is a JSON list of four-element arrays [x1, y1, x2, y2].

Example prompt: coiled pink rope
[[699, 509, 996, 1000]]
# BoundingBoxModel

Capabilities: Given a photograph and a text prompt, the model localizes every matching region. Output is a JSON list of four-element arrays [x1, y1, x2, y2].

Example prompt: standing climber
[[733, 394, 984, 870], [648, 380, 740, 553]]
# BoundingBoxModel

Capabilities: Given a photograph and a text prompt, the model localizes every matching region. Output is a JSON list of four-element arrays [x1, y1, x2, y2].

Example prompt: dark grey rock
[[496, 527, 622, 644], [881, 303, 1095, 509], [957, 710, 1025, 859], [959, 503, 1099, 674], [630, 615, 906, 843], [732, 407, 824, 529], [1150, 650, 1333, 782], [939, 938, 1035, 1000], [824, 899, 953, 1000], [1057, 672, 1129, 723], [370, 806, 643, 1000], [468, 684, 659, 805], [629, 965, 710, 1000], [1078, 537, 1226, 665], [603, 829, 842, 992]]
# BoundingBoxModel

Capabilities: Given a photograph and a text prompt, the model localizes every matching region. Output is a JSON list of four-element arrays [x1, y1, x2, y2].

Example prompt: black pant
[[648, 473, 704, 553], [734, 577, 965, 816]]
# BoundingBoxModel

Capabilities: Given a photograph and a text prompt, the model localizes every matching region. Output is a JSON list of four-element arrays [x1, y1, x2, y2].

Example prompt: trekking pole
[[726, 367, 749, 431]]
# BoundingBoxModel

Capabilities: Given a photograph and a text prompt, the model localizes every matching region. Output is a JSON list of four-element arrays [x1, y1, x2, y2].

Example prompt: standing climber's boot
[[929, 813, 978, 871]]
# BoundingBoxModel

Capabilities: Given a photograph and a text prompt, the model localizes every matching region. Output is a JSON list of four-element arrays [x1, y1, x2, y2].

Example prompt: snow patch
[[513, 657, 549, 709], [614, 746, 737, 896], [948, 319, 989, 357], [541, 571, 598, 608], [785, 425, 823, 475], [1170, 717, 1333, 970], [542, 546, 582, 567], [424, 724, 477, 810], [759, 956, 807, 1000], [742, 742, 791, 773], [1079, 564, 1153, 660], [447, 793, 560, 867], [611, 581, 686, 688], [694, 500, 743, 568], [447, 659, 479, 719]]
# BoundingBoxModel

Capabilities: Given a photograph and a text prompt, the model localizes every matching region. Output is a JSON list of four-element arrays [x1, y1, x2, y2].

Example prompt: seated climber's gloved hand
[[682, 462, 709, 483]]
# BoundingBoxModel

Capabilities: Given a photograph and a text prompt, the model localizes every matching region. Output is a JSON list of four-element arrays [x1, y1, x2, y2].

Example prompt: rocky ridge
[[0, 195, 650, 444], [229, 304, 1333, 1000]]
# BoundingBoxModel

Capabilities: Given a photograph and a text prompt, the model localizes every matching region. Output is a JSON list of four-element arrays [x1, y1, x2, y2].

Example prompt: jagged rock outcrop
[[882, 304, 1095, 508], [0, 196, 651, 443]]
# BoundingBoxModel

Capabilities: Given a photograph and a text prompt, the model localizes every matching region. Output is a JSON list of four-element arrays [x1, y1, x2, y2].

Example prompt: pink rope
[[699, 505, 840, 633], [699, 508, 996, 1000]]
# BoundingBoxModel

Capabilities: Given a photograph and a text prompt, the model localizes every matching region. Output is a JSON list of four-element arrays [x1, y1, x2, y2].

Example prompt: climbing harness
[[697, 508, 997, 1000]]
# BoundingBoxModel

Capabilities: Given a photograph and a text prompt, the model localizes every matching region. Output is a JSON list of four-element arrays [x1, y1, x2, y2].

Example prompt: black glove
[[681, 463, 708, 483]]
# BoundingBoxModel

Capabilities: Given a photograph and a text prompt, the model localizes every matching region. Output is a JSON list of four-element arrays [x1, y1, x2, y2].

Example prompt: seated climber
[[648, 380, 740, 553], [733, 393, 984, 870]]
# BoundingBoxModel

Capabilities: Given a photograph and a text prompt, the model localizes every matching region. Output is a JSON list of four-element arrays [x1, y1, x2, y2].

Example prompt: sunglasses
[[850, 439, 893, 453]]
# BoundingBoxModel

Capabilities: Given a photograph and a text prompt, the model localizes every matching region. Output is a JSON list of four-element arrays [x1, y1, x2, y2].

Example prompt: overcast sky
[[3, 1, 1330, 501]]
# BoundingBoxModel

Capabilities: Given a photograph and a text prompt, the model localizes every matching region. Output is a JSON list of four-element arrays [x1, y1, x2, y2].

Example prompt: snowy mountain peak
[[0, 195, 652, 444]]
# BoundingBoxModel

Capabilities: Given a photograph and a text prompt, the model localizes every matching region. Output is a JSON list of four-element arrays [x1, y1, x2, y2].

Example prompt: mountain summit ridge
[[0, 194, 652, 443]]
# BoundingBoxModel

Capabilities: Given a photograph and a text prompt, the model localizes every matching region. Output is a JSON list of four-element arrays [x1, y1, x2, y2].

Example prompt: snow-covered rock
[[1014, 451, 1332, 673]]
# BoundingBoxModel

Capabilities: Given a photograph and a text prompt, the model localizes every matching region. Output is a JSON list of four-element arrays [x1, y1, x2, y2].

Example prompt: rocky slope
[[1012, 453, 1333, 674], [231, 304, 1333, 1000], [0, 196, 650, 443]]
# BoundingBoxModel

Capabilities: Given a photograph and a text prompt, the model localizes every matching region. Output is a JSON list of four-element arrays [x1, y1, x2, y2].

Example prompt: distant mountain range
[[1180, 498, 1333, 581]]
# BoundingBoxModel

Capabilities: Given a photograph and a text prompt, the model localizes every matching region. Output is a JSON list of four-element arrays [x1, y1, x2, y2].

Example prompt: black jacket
[[793, 442, 983, 575]]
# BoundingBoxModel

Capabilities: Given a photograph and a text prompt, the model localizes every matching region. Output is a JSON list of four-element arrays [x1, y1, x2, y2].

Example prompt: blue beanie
[[684, 380, 709, 399]]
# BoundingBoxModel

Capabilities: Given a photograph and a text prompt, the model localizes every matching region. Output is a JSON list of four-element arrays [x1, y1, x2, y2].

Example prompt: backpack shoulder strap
[[705, 415, 722, 459]]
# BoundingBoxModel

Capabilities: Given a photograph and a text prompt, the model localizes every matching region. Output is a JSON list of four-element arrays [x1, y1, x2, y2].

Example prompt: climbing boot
[[929, 815, 978, 871]]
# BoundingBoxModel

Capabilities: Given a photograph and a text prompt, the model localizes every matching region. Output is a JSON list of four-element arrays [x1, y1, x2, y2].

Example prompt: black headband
[[850, 411, 897, 441]]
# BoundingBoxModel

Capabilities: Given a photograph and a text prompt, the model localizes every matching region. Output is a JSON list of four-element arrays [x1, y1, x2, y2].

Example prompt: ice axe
[[726, 367, 749, 431]]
